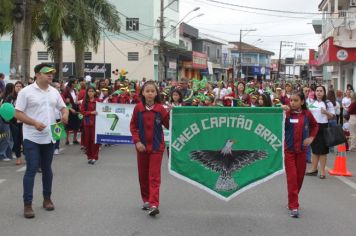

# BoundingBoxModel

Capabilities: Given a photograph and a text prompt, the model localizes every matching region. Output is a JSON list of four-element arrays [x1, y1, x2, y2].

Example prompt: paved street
[[1, 143, 356, 236]]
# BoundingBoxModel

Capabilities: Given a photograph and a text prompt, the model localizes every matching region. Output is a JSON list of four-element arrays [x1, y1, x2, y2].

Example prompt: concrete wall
[[30, 38, 155, 80], [0, 40, 11, 79]]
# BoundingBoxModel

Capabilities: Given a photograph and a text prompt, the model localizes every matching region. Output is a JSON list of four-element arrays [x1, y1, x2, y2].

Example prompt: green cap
[[113, 90, 124, 95], [39, 66, 56, 74]]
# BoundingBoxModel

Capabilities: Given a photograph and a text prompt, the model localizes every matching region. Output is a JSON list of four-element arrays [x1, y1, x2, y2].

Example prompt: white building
[[312, 0, 356, 90], [30, 0, 180, 80]]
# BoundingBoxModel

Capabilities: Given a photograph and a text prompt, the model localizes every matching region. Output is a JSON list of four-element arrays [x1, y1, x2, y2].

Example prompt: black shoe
[[73, 140, 80, 145], [91, 160, 96, 165], [148, 206, 159, 216], [319, 175, 326, 179], [142, 202, 150, 211], [290, 209, 299, 218], [37, 168, 42, 173], [305, 170, 318, 176], [65, 141, 69, 145]]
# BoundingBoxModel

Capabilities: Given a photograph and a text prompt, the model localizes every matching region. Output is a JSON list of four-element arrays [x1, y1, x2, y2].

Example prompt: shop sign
[[169, 61, 177, 69], [192, 51, 207, 69], [336, 49, 348, 61], [316, 37, 356, 65]]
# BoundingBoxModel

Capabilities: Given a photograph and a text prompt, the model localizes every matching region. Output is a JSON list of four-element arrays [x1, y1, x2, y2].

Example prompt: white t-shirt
[[213, 88, 228, 100], [15, 82, 66, 144], [342, 97, 351, 110], [343, 122, 350, 132], [307, 100, 335, 124]]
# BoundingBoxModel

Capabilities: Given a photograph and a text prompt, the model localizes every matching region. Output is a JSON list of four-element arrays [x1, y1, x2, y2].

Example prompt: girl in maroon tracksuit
[[283, 92, 318, 218], [130, 81, 169, 217], [80, 87, 100, 165]]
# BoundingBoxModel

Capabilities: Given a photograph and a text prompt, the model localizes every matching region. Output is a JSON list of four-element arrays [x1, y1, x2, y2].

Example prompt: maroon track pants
[[83, 126, 100, 160], [137, 151, 163, 207], [285, 151, 307, 210]]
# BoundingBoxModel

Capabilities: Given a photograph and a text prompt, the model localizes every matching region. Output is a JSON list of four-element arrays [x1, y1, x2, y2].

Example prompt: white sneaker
[[54, 149, 60, 155], [2, 158, 11, 161]]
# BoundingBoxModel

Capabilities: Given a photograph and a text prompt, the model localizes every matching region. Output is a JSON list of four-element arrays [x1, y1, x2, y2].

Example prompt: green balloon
[[0, 103, 15, 121]]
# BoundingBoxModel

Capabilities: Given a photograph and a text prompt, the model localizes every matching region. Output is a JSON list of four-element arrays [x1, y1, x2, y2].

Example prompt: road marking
[[16, 166, 26, 172], [0, 179, 6, 184], [326, 166, 356, 190]]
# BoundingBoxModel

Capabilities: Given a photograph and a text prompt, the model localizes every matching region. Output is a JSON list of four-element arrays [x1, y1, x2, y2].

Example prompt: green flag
[[50, 122, 67, 141], [169, 107, 284, 201]]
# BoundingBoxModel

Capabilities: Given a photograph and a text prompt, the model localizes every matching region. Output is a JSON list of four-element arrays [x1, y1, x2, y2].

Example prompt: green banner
[[169, 107, 284, 201], [50, 122, 67, 141]]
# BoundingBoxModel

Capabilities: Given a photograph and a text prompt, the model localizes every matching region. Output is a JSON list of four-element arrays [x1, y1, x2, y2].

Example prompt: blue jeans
[[23, 139, 54, 203]]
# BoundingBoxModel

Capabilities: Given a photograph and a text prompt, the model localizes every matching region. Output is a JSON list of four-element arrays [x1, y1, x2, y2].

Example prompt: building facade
[[223, 42, 274, 81], [311, 0, 356, 90], [5, 0, 180, 81]]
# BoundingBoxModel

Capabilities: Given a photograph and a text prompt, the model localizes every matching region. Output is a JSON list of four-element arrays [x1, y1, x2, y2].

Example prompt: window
[[37, 51, 48, 60], [84, 52, 92, 61], [217, 49, 220, 58], [126, 18, 139, 31], [206, 46, 210, 57], [168, 0, 179, 11], [128, 52, 139, 61], [171, 26, 177, 38], [154, 54, 159, 61], [243, 57, 252, 64]]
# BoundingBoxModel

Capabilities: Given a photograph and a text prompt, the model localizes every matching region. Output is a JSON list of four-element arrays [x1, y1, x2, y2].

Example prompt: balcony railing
[[322, 10, 356, 38]]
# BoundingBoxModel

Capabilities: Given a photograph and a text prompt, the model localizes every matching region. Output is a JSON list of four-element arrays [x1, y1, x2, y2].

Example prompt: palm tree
[[0, 0, 13, 36], [37, 0, 120, 80], [37, 0, 68, 81], [67, 0, 121, 78]]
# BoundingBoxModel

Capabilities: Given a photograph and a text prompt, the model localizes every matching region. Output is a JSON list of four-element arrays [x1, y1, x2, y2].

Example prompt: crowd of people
[[0, 63, 356, 219]]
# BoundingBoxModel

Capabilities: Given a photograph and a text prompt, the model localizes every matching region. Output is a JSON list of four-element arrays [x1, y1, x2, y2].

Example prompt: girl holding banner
[[283, 92, 318, 218]]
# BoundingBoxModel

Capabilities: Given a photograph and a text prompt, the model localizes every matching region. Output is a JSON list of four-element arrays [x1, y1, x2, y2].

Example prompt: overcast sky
[[180, 0, 322, 59]]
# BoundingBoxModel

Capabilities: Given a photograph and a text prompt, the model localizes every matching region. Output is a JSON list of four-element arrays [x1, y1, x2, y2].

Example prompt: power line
[[103, 32, 127, 57], [183, 0, 313, 19], [193, 18, 303, 26], [201, 0, 322, 15], [198, 27, 315, 37]]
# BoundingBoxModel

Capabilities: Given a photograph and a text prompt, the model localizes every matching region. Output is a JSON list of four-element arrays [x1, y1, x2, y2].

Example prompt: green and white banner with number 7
[[95, 103, 134, 144]]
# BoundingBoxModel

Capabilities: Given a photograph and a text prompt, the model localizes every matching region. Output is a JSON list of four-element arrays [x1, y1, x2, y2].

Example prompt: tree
[[37, 0, 68, 81], [37, 0, 120, 80], [66, 0, 121, 78], [0, 0, 13, 36]]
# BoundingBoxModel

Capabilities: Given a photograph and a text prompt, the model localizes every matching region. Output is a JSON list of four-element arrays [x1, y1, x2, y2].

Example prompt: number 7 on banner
[[107, 114, 119, 131]]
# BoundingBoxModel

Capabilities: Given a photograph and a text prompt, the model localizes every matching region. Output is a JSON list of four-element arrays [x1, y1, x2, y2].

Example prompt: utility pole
[[292, 42, 306, 79], [158, 0, 165, 82], [238, 29, 256, 81], [277, 41, 293, 81], [277, 41, 283, 81], [103, 31, 106, 79]]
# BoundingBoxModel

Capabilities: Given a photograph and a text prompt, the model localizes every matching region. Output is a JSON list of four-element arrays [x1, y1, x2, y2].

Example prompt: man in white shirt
[[15, 63, 68, 219]]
